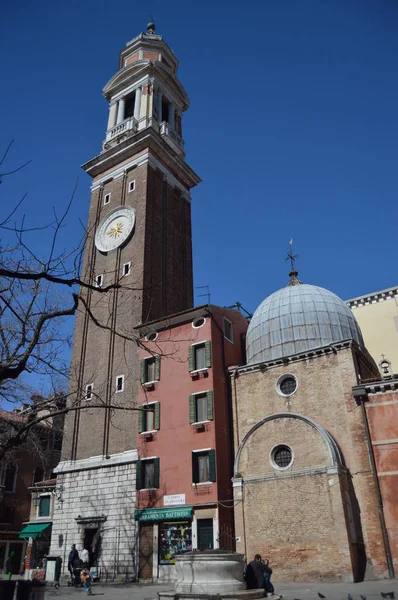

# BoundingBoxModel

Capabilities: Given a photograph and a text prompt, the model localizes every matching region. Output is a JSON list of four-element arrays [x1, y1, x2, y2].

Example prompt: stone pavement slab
[[43, 580, 398, 600]]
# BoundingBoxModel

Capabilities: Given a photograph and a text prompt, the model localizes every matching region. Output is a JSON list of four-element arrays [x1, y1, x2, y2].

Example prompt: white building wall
[[50, 450, 137, 581]]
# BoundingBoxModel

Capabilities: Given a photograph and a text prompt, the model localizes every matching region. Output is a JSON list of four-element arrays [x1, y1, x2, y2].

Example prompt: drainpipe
[[359, 399, 395, 579]]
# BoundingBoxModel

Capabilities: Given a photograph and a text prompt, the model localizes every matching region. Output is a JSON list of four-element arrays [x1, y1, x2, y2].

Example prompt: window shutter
[[208, 449, 216, 482], [192, 453, 199, 484], [138, 409, 145, 434], [189, 395, 196, 424], [205, 341, 212, 368], [154, 403, 160, 430], [155, 355, 161, 381], [188, 345, 195, 372], [153, 458, 160, 489], [206, 391, 213, 421], [136, 460, 143, 490], [140, 359, 146, 384]]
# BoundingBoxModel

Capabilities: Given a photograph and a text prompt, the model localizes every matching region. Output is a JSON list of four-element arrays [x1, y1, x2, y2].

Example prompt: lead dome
[[246, 282, 364, 364]]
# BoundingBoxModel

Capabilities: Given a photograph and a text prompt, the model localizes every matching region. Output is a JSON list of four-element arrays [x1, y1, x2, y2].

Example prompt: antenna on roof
[[196, 285, 211, 305]]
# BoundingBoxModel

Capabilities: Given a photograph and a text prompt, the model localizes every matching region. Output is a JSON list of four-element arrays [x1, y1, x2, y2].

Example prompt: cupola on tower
[[62, 22, 201, 463]]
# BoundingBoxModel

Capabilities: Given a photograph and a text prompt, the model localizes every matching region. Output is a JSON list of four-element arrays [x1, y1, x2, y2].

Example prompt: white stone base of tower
[[50, 450, 138, 582]]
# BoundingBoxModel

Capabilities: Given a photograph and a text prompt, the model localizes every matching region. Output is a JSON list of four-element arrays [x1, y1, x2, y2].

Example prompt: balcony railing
[[159, 122, 184, 151], [106, 116, 138, 142]]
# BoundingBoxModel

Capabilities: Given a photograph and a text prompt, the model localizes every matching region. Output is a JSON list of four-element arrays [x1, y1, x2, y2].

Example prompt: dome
[[246, 283, 364, 364]]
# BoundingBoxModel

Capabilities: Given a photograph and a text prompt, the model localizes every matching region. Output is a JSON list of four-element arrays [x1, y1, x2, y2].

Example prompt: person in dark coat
[[245, 554, 267, 590], [68, 544, 79, 577]]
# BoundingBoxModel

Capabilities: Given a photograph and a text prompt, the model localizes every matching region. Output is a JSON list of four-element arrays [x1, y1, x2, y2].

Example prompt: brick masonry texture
[[50, 461, 137, 580], [231, 346, 389, 582], [62, 161, 194, 462]]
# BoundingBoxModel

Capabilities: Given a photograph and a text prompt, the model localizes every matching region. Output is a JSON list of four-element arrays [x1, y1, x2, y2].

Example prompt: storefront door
[[139, 524, 153, 580], [197, 519, 213, 550]]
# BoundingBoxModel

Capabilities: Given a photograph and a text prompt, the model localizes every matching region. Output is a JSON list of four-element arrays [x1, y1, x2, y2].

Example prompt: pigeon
[[360, 596, 366, 600], [348, 594, 353, 600], [318, 594, 326, 599], [381, 594, 395, 600]]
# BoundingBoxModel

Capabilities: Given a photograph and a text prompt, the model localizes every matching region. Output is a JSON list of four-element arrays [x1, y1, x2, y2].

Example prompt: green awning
[[135, 507, 193, 522], [19, 522, 52, 539]]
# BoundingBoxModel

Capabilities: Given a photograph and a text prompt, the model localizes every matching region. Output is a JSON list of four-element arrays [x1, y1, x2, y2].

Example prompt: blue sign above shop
[[135, 506, 193, 521]]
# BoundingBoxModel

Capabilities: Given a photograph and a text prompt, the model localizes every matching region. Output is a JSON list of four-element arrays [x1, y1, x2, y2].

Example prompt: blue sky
[[1, 0, 397, 319]]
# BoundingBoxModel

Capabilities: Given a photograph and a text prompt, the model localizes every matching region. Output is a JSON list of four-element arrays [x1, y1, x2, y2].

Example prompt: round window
[[271, 444, 293, 470], [192, 317, 206, 329], [277, 374, 297, 397], [145, 331, 158, 342]]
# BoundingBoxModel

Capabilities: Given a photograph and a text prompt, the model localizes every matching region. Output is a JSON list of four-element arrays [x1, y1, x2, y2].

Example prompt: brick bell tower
[[62, 21, 200, 462]]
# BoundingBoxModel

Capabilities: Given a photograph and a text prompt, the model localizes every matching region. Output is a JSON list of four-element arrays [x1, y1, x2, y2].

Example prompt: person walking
[[81, 567, 92, 595], [5, 551, 15, 580], [68, 544, 79, 580]]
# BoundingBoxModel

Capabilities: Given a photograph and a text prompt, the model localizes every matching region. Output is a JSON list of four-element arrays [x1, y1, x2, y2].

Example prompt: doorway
[[138, 523, 153, 580], [84, 528, 99, 568], [197, 519, 214, 551]]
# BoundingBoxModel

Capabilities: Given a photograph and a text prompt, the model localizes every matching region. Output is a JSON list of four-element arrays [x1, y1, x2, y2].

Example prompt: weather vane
[[285, 238, 298, 273]]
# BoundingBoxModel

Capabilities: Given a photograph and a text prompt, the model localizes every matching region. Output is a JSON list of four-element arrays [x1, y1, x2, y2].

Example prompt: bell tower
[[63, 22, 200, 462]]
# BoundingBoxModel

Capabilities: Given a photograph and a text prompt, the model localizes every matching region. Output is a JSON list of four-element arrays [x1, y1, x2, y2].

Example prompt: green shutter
[[136, 460, 143, 490], [208, 449, 216, 482], [189, 395, 196, 424], [140, 359, 146, 384], [155, 355, 161, 381], [153, 458, 160, 489], [154, 403, 160, 430], [188, 345, 195, 372], [207, 391, 213, 421], [205, 341, 212, 368], [192, 453, 199, 484], [138, 409, 145, 433]]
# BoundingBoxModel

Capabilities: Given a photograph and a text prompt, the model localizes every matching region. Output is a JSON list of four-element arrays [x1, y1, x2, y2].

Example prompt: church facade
[[50, 22, 200, 580], [231, 273, 394, 581]]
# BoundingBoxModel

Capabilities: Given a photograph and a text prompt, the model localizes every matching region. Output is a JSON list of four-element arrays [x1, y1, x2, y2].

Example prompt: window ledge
[[192, 481, 213, 486], [139, 488, 157, 492], [190, 369, 209, 379], [141, 430, 157, 435], [142, 380, 158, 389], [192, 421, 210, 430]]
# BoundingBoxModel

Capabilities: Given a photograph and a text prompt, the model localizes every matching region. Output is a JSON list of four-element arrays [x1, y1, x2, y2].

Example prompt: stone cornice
[[82, 128, 200, 190], [353, 376, 398, 395], [230, 340, 355, 377], [346, 286, 398, 308]]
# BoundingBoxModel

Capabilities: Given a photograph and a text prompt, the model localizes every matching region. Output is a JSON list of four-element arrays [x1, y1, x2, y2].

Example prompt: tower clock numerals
[[95, 206, 136, 252]]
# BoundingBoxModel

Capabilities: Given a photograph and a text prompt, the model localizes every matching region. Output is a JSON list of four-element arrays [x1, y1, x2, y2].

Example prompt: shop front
[[135, 505, 219, 582], [19, 522, 52, 580], [0, 533, 26, 576], [135, 506, 193, 582]]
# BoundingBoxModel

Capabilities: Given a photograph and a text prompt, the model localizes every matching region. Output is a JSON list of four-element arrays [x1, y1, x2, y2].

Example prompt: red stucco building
[[134, 305, 248, 581]]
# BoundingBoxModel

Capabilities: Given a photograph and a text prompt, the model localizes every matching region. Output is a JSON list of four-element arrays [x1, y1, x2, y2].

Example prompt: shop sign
[[135, 506, 192, 521], [163, 494, 186, 506]]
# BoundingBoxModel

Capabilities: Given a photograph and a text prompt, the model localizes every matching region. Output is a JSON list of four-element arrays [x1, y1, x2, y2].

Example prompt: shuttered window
[[140, 355, 161, 383], [188, 341, 212, 372], [189, 392, 213, 423], [138, 403, 160, 433], [192, 450, 216, 484], [136, 458, 160, 490]]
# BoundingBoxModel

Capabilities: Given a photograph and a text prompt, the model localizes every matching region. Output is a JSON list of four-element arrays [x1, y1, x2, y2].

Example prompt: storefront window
[[159, 521, 192, 565]]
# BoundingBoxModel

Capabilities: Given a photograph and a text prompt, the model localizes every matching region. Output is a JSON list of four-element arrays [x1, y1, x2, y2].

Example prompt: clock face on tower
[[95, 206, 136, 253]]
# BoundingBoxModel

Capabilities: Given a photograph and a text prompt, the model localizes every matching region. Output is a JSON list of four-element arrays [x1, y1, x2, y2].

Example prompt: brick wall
[[231, 346, 389, 581]]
